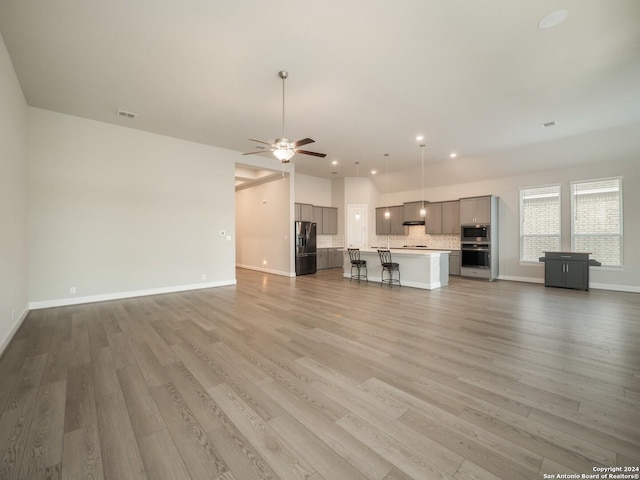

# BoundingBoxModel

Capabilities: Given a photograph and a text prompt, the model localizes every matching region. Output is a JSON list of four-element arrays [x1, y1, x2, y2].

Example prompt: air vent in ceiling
[[542, 121, 557, 128], [117, 109, 137, 119]]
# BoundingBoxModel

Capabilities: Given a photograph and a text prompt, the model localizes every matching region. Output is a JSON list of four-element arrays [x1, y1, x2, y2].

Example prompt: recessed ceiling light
[[450, 152, 457, 158], [331, 160, 338, 165], [538, 10, 568, 29], [371, 170, 377, 175], [416, 135, 424, 141]]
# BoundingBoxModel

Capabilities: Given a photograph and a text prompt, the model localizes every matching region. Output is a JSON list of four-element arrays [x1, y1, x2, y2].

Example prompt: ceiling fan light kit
[[243, 70, 326, 163]]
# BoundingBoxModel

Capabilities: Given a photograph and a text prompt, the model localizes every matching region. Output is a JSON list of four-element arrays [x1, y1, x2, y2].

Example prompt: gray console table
[[538, 252, 601, 291]]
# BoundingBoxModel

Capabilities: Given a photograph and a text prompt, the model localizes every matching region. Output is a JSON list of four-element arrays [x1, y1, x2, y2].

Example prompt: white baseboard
[[28, 279, 237, 310], [236, 264, 295, 277], [589, 282, 640, 293], [0, 306, 29, 358], [498, 275, 640, 293], [497, 275, 545, 284]]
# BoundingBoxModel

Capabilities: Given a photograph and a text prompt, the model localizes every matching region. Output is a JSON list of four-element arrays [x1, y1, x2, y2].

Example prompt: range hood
[[403, 200, 428, 226]]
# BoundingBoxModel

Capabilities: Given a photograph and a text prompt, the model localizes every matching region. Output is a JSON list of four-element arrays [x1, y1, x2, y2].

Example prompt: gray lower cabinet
[[317, 248, 329, 270], [328, 248, 343, 268], [317, 248, 343, 270], [449, 251, 460, 276]]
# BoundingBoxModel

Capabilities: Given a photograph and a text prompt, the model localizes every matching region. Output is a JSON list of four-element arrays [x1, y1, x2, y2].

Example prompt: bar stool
[[348, 248, 367, 282], [377, 249, 401, 287]]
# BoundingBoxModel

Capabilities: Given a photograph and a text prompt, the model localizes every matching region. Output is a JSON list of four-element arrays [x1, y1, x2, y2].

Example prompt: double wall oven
[[461, 224, 492, 275]]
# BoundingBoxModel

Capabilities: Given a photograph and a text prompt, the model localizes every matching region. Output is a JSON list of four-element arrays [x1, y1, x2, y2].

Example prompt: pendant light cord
[[421, 144, 425, 208], [281, 74, 286, 139]]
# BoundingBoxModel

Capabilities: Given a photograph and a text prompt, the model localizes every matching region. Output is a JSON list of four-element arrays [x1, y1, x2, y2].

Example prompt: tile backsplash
[[317, 234, 344, 248], [316, 227, 460, 250], [373, 225, 461, 250]]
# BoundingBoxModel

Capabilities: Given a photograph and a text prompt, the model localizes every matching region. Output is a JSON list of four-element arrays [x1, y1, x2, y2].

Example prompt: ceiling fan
[[242, 70, 326, 163]]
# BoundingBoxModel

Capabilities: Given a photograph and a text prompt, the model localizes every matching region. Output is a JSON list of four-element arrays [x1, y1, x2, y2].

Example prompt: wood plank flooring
[[1, 268, 639, 479]]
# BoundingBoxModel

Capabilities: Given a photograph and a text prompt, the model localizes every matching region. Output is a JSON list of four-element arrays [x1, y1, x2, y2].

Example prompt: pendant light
[[419, 144, 426, 217]]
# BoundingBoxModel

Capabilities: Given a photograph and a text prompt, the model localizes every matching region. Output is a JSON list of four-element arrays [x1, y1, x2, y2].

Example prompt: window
[[520, 185, 561, 262], [571, 178, 623, 267]]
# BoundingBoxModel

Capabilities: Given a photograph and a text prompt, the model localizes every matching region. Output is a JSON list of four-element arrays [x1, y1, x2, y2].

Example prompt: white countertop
[[354, 248, 451, 255]]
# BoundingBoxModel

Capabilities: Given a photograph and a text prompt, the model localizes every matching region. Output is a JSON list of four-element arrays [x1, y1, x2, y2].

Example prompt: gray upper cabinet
[[312, 206, 323, 232], [424, 203, 442, 234], [295, 203, 313, 222], [390, 206, 405, 234], [376, 206, 405, 235], [296, 203, 337, 234], [460, 196, 491, 224], [375, 207, 388, 235], [441, 201, 460, 234], [322, 207, 338, 235]]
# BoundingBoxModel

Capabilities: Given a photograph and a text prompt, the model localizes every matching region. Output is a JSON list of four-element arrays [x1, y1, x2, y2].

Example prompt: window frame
[[519, 183, 562, 263], [570, 176, 623, 267]]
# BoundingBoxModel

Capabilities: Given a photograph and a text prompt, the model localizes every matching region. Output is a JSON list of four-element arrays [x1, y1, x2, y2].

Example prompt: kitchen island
[[343, 248, 450, 290]]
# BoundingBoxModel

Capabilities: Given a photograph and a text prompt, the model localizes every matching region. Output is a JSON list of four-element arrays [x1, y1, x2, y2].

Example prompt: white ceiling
[[2, 0, 640, 192]]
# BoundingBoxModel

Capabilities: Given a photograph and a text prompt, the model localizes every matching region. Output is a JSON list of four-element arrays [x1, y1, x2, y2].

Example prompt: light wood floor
[[1, 268, 639, 480]]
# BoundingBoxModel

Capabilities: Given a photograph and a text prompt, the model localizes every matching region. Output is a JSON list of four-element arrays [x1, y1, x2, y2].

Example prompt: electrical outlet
[[201, 274, 206, 280], [69, 286, 76, 295]]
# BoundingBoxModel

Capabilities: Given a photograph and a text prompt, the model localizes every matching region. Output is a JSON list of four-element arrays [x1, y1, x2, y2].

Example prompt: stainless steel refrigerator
[[295, 221, 317, 275]]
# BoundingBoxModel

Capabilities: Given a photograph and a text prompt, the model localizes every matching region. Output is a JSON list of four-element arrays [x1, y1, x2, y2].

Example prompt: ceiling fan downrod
[[279, 70, 288, 141]]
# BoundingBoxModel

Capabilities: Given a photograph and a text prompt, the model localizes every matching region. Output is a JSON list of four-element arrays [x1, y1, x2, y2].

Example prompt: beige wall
[[295, 173, 333, 205], [236, 174, 293, 276], [27, 108, 237, 306], [0, 33, 29, 353]]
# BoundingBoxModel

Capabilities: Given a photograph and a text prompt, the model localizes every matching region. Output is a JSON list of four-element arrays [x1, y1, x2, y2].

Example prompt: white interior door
[[347, 204, 368, 248]]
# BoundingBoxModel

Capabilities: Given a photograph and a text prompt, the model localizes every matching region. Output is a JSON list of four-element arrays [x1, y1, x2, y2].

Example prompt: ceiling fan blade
[[249, 138, 274, 146], [242, 150, 274, 155], [294, 149, 327, 158], [292, 137, 315, 148]]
